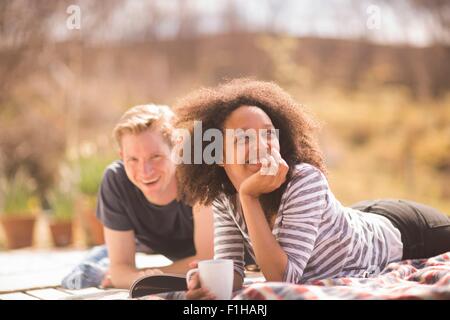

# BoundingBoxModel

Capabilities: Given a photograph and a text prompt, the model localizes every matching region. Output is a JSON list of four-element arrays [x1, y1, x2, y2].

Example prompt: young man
[[96, 104, 214, 289]]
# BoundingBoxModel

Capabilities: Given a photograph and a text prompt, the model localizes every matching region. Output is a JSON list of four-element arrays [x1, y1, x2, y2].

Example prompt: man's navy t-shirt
[[96, 160, 195, 261]]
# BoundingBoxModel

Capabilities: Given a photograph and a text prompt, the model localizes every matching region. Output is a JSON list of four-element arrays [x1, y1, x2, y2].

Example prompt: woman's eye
[[265, 129, 276, 138], [235, 137, 244, 145], [237, 136, 250, 145]]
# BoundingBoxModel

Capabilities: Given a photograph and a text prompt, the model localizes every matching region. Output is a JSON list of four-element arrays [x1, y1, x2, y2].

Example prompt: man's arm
[[105, 204, 214, 288], [158, 204, 214, 274], [104, 227, 161, 289]]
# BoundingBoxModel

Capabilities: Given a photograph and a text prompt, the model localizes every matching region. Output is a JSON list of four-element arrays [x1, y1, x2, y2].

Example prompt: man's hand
[[100, 270, 114, 289]]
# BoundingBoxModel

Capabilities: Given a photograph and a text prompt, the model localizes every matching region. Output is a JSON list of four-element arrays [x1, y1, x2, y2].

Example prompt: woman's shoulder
[[278, 163, 330, 214], [212, 193, 235, 210], [290, 162, 327, 182], [284, 163, 329, 196]]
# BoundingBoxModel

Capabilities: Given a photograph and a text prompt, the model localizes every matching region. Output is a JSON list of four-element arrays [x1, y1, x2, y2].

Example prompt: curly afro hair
[[174, 78, 326, 216]]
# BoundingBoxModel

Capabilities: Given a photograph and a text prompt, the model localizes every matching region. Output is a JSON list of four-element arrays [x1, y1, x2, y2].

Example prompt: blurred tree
[[142, 0, 165, 41], [265, 0, 287, 34], [410, 0, 450, 44], [0, 0, 120, 204], [175, 0, 199, 40], [0, 1, 59, 101], [222, 0, 246, 34]]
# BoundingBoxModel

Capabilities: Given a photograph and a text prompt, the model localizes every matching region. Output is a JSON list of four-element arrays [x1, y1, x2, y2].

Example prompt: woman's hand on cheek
[[239, 150, 289, 198]]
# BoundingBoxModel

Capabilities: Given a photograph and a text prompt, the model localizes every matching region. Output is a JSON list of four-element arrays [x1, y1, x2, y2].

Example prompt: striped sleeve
[[212, 196, 246, 279], [279, 165, 328, 283]]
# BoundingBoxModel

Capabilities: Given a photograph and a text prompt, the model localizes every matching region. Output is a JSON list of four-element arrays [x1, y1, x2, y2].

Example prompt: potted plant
[[78, 155, 110, 246], [0, 175, 39, 249], [48, 190, 75, 247]]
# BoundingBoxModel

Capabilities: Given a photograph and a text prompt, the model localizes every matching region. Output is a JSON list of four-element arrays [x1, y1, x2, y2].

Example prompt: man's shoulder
[[105, 159, 125, 173], [103, 160, 129, 185]]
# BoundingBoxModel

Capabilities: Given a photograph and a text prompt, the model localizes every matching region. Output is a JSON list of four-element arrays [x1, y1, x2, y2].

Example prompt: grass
[[299, 87, 450, 215]]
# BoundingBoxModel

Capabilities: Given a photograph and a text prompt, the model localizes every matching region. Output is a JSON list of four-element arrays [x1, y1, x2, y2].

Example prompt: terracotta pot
[[82, 208, 105, 246], [0, 215, 36, 249], [49, 220, 73, 247]]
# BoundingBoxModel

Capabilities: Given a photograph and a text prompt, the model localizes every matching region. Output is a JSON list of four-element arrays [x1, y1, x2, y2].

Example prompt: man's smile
[[141, 176, 161, 186]]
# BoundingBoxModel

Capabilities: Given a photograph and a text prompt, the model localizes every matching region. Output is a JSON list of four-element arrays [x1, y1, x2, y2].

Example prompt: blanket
[[141, 252, 450, 300]]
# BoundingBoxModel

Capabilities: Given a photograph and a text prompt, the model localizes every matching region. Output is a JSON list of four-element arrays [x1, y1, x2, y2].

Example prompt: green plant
[[78, 155, 111, 197], [1, 174, 38, 216], [49, 191, 75, 222]]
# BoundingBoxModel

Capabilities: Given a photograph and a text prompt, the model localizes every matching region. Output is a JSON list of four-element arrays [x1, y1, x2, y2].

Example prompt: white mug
[[186, 259, 234, 300]]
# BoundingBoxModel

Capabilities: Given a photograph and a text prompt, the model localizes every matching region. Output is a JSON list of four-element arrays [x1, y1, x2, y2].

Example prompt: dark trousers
[[351, 199, 450, 260]]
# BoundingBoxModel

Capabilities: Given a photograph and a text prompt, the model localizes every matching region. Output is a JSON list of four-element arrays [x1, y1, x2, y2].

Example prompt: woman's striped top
[[213, 163, 403, 284]]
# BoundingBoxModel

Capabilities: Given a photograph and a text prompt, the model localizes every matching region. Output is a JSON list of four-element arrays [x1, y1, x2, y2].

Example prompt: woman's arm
[[238, 194, 287, 281], [158, 204, 214, 274], [239, 160, 326, 283], [238, 153, 289, 281], [233, 271, 244, 291]]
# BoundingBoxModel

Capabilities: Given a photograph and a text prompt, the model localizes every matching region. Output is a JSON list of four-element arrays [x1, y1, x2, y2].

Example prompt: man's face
[[120, 129, 177, 205]]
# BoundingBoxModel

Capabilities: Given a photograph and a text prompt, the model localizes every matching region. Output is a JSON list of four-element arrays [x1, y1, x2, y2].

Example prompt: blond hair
[[113, 104, 175, 148]]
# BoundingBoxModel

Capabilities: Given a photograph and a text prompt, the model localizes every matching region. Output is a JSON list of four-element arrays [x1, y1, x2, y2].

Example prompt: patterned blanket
[[234, 251, 450, 300], [142, 252, 450, 300]]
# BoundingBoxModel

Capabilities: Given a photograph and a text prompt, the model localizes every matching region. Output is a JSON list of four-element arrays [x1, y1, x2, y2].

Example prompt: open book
[[129, 273, 187, 298]]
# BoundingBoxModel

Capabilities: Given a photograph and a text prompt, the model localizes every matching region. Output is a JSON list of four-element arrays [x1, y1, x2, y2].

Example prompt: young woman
[[174, 79, 450, 299]]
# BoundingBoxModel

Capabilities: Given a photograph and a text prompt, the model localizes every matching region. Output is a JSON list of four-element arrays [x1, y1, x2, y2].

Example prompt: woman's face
[[222, 105, 280, 190]]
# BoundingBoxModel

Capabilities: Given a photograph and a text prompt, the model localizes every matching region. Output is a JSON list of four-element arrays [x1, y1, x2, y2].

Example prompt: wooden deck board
[[59, 287, 104, 295], [0, 287, 131, 300], [0, 248, 172, 297], [0, 292, 40, 300], [25, 288, 74, 300], [0, 249, 88, 292], [60, 289, 130, 300]]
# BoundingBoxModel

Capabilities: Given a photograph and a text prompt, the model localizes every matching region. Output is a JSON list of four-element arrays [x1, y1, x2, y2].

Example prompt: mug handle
[[186, 268, 199, 287]]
